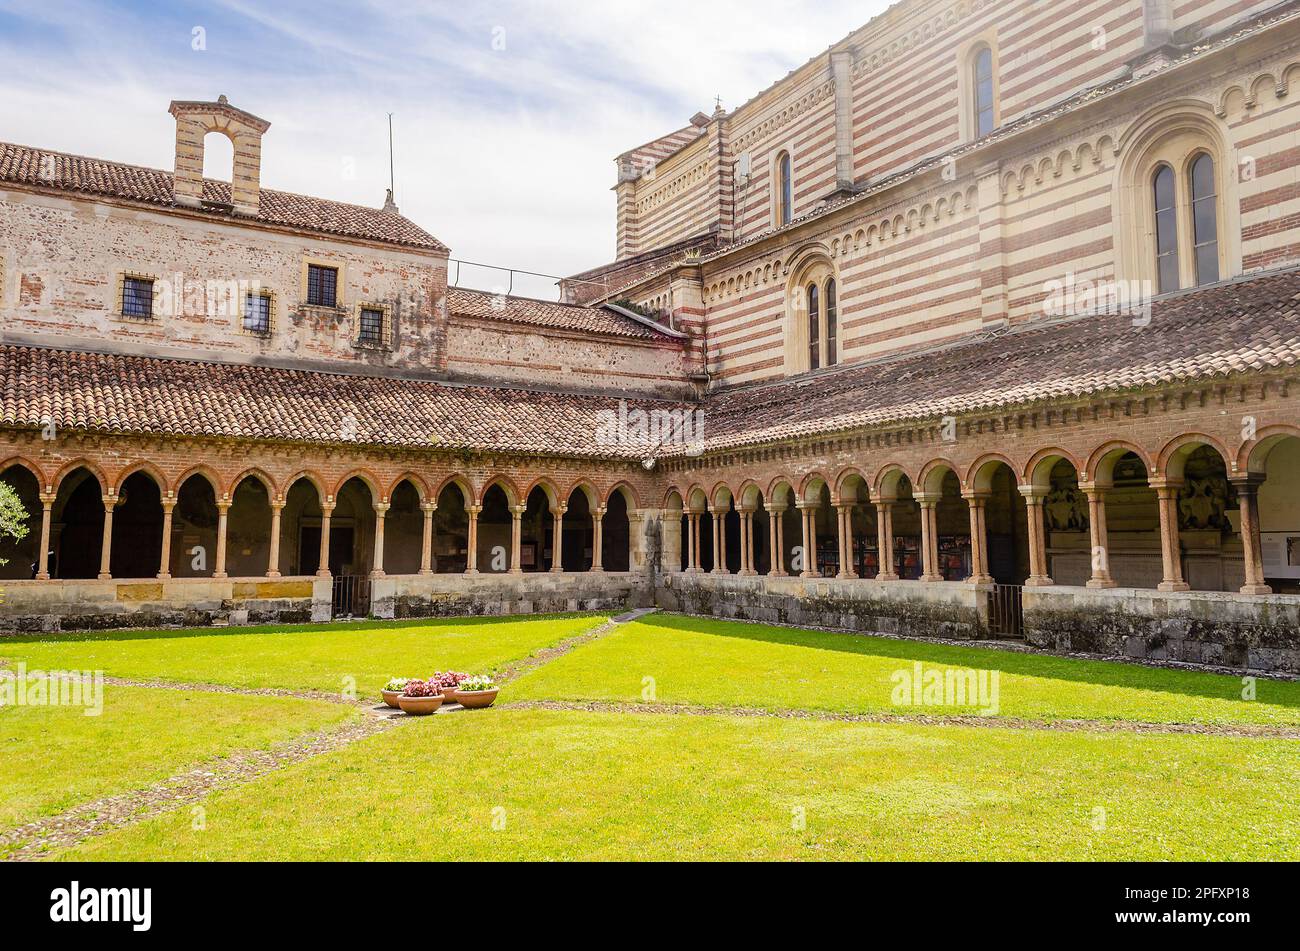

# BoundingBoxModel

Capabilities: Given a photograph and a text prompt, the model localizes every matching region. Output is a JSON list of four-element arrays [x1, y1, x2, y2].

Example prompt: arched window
[[973, 46, 995, 138], [807, 283, 820, 371], [1153, 164, 1180, 294], [778, 152, 793, 227], [1190, 153, 1220, 287], [825, 279, 838, 367]]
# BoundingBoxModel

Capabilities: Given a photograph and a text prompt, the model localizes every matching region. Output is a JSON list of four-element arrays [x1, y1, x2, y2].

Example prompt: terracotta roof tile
[[447, 288, 669, 340], [0, 142, 447, 253]]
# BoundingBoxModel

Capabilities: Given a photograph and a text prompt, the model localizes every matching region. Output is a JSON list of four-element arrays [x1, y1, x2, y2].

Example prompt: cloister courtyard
[[2, 611, 1297, 862]]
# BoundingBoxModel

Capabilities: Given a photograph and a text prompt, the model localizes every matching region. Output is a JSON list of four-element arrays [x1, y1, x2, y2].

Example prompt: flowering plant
[[458, 674, 497, 692], [433, 671, 468, 692], [401, 679, 440, 698], [383, 678, 413, 693]]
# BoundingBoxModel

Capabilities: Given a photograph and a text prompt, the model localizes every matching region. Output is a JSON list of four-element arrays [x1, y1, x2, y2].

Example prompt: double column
[[914, 493, 942, 583], [834, 500, 858, 580], [1151, 480, 1190, 592], [1080, 483, 1117, 589], [370, 501, 390, 578], [709, 503, 729, 575], [960, 490, 994, 585], [1019, 486, 1053, 588], [796, 500, 819, 578], [738, 506, 758, 576], [767, 504, 788, 576], [1232, 474, 1272, 595], [874, 498, 898, 581]]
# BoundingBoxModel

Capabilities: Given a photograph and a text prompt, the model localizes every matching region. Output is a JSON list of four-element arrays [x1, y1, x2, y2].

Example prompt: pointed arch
[[523, 477, 562, 510], [0, 455, 48, 490], [606, 481, 641, 511], [52, 459, 108, 496], [433, 474, 474, 507], [563, 479, 600, 511], [112, 461, 169, 497], [230, 466, 278, 499], [332, 468, 384, 502], [387, 471, 431, 503], [176, 463, 225, 499], [479, 475, 521, 508]]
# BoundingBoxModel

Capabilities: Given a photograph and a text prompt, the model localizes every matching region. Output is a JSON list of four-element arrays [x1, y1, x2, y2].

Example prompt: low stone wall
[[655, 572, 990, 639], [0, 577, 321, 632], [1024, 586, 1300, 673], [0, 571, 647, 633], [373, 572, 645, 620]]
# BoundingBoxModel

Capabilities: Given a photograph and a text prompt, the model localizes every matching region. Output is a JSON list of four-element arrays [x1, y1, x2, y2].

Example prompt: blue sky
[[0, 0, 889, 297]]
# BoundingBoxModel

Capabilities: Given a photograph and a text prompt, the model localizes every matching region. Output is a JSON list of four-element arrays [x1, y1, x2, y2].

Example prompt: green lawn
[[508, 614, 1300, 727], [0, 684, 355, 841], [0, 614, 606, 696], [64, 707, 1300, 861]]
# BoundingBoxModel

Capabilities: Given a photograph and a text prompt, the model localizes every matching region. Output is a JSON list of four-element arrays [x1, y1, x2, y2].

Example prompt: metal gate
[[332, 575, 372, 619], [987, 584, 1024, 639]]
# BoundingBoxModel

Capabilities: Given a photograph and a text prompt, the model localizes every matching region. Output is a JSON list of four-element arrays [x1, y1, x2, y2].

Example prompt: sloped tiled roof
[[3, 270, 1297, 460], [0, 142, 447, 253], [698, 268, 1300, 454], [447, 288, 672, 340], [0, 346, 686, 460]]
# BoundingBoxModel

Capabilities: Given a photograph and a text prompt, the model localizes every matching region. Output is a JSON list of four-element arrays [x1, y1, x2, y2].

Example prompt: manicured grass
[[64, 708, 1300, 861], [0, 684, 356, 839], [0, 614, 607, 696], [508, 614, 1300, 727]]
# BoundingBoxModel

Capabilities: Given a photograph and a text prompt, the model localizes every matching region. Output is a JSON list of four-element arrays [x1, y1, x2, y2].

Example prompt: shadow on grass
[[0, 612, 606, 647], [637, 612, 1300, 708]]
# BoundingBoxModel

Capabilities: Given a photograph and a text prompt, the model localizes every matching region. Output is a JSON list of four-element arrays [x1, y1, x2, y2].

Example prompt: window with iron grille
[[358, 306, 387, 347], [306, 264, 338, 307], [244, 291, 273, 336], [121, 276, 155, 319]]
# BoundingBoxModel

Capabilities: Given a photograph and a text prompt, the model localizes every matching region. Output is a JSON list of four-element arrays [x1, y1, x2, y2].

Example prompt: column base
[[966, 575, 995, 586], [837, 571, 859, 581], [1157, 581, 1191, 592], [590, 567, 606, 574], [549, 567, 564, 574], [876, 573, 899, 582], [35, 573, 50, 581], [464, 569, 480, 576], [800, 571, 821, 579], [1024, 577, 1055, 588], [739, 570, 759, 577], [156, 573, 172, 581], [1086, 578, 1118, 589], [919, 574, 943, 583], [1240, 583, 1274, 596], [316, 570, 332, 578], [266, 571, 282, 579], [213, 573, 228, 580], [417, 569, 433, 577], [369, 570, 386, 579], [508, 569, 523, 576], [97, 573, 111, 581]]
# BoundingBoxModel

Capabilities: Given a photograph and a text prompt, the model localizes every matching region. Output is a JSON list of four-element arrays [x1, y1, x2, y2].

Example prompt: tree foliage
[[0, 480, 30, 566]]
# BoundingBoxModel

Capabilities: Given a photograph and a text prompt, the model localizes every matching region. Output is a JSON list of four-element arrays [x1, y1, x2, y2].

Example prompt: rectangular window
[[358, 306, 386, 346], [306, 264, 338, 307], [244, 292, 273, 336], [121, 276, 155, 319]]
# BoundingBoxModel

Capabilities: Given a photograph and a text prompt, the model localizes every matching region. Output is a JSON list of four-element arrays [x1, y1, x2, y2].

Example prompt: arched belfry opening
[[169, 95, 271, 216]]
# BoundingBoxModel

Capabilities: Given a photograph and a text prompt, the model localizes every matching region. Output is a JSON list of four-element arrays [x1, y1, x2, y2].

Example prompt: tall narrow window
[[307, 264, 338, 307], [1153, 165, 1180, 294], [974, 46, 995, 138], [825, 279, 838, 367], [779, 153, 793, 227], [807, 283, 820, 371], [1190, 153, 1220, 287]]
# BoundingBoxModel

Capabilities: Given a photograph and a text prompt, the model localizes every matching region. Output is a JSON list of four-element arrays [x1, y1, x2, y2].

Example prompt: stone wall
[[1024, 585, 1300, 673], [373, 572, 644, 620], [655, 572, 989, 639]]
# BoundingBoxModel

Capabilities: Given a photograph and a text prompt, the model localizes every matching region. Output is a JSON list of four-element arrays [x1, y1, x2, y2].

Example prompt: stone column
[[465, 504, 481, 575], [835, 503, 858, 579], [213, 499, 231, 579], [36, 492, 55, 581], [419, 501, 436, 576], [797, 501, 819, 578], [371, 501, 389, 578], [711, 506, 728, 575], [1231, 475, 1272, 595], [962, 492, 994, 585], [509, 503, 525, 575], [916, 494, 942, 582], [1153, 481, 1190, 592], [550, 504, 566, 573], [267, 500, 284, 578], [686, 512, 699, 572], [1080, 484, 1116, 588], [768, 504, 787, 576], [157, 497, 176, 580], [1020, 487, 1053, 587], [317, 503, 334, 578], [591, 506, 606, 573], [739, 509, 758, 576], [98, 494, 115, 580], [874, 500, 898, 581]]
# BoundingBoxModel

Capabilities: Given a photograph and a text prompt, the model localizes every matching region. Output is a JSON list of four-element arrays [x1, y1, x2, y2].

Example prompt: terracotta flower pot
[[380, 689, 404, 709], [396, 693, 445, 716], [455, 688, 498, 709], [440, 685, 458, 703]]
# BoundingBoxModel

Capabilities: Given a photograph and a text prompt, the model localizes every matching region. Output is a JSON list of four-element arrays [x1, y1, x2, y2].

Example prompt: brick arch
[[709, 481, 735, 510], [872, 462, 911, 499], [332, 468, 384, 502], [282, 470, 329, 502], [522, 477, 562, 510], [965, 452, 1019, 494], [479, 475, 522, 508], [1238, 424, 1300, 474], [1023, 447, 1083, 490], [1085, 440, 1153, 484], [916, 458, 960, 496], [175, 463, 225, 499], [736, 480, 765, 510], [113, 461, 170, 496], [797, 471, 830, 504], [230, 466, 278, 499], [562, 479, 599, 511], [833, 466, 870, 502], [765, 476, 796, 506], [685, 485, 710, 513], [386, 471, 431, 503], [1158, 432, 1232, 482], [0, 455, 49, 491], [605, 481, 641, 510], [662, 487, 686, 511]]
